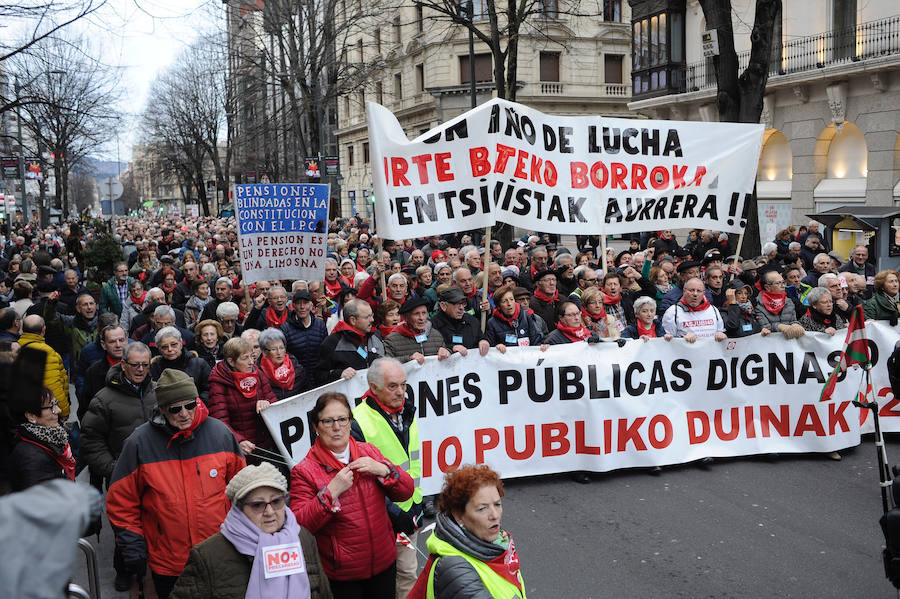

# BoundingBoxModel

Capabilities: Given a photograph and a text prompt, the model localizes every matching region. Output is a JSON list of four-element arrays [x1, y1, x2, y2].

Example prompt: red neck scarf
[[131, 290, 147, 307], [340, 275, 354, 288], [378, 324, 396, 338], [636, 319, 657, 338], [556, 321, 591, 342], [265, 305, 289, 329], [231, 369, 260, 398], [678, 295, 712, 312], [393, 321, 426, 339], [492, 302, 521, 325], [259, 355, 295, 390], [760, 290, 787, 314], [601, 291, 621, 306], [582, 305, 606, 322], [485, 534, 525, 592], [167, 399, 209, 447], [362, 388, 403, 415], [310, 436, 361, 471], [533, 288, 559, 304], [162, 280, 176, 294], [463, 286, 477, 299], [332, 320, 369, 344], [805, 307, 835, 326], [324, 278, 343, 299], [106, 353, 120, 366], [20, 437, 75, 480]]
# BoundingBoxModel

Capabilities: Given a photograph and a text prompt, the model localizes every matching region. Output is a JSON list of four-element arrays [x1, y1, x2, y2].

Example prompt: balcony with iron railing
[[682, 15, 900, 93]]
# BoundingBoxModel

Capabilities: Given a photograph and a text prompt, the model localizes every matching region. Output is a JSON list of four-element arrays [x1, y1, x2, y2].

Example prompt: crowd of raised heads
[[0, 212, 892, 599]]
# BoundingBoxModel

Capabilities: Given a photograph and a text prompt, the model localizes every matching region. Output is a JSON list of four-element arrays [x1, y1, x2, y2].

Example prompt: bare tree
[[698, 0, 781, 258], [12, 34, 121, 219]]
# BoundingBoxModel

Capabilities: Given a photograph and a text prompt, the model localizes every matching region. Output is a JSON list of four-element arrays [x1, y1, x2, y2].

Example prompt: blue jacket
[[280, 313, 328, 380]]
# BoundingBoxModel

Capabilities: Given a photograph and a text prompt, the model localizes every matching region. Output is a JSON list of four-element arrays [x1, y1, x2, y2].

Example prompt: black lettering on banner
[[463, 373, 482, 408], [499, 370, 522, 404], [280, 417, 306, 458], [587, 364, 611, 399], [798, 351, 825, 385], [559, 366, 584, 400], [446, 375, 462, 414]]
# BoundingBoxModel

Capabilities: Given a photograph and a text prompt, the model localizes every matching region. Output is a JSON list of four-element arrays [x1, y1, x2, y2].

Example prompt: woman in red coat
[[290, 392, 414, 599], [208, 337, 279, 463]]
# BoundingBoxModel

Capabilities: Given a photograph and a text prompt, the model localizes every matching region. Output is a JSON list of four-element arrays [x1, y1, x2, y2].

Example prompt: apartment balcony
[[522, 81, 630, 99]]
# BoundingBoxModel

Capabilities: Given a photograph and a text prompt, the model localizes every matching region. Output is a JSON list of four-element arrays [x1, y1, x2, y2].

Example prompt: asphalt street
[[69, 435, 900, 599]]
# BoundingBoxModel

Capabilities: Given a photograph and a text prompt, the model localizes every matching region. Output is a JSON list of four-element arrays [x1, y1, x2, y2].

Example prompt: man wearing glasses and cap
[[106, 368, 245, 598]]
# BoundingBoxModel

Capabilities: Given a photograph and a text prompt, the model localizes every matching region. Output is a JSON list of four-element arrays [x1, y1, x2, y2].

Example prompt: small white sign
[[702, 29, 719, 57], [262, 542, 306, 579]]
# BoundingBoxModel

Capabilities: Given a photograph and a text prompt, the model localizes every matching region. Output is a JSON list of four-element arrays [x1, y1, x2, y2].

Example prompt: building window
[[343, 96, 350, 116], [393, 16, 401, 44], [539, 52, 559, 81], [357, 89, 364, 108], [631, 7, 684, 98], [363, 142, 370, 163], [375, 28, 381, 54], [459, 53, 492, 84], [376, 81, 383, 104], [539, 0, 558, 19], [357, 39, 363, 63], [604, 54, 623, 83], [394, 72, 402, 100], [416, 3, 424, 32], [348, 145, 354, 166], [603, 0, 621, 22], [416, 63, 425, 91]]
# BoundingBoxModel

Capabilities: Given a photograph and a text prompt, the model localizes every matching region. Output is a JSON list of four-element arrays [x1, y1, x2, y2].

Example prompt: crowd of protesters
[[0, 211, 894, 598]]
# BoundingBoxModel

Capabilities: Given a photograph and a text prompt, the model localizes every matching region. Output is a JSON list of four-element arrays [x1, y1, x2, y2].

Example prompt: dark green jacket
[[99, 276, 134, 317], [863, 292, 900, 325]]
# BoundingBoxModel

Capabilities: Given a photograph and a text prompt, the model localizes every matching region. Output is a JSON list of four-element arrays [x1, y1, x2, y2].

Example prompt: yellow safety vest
[[425, 534, 527, 599], [353, 401, 423, 511]]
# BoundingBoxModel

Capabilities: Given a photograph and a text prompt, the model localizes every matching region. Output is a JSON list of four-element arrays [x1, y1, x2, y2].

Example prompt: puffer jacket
[[290, 439, 414, 581], [170, 526, 333, 599], [426, 512, 522, 599], [315, 323, 385, 385], [149, 350, 212, 400], [484, 306, 544, 347], [80, 363, 156, 482], [280, 312, 328, 376], [383, 328, 446, 363], [106, 402, 245, 577], [18, 332, 70, 419], [755, 298, 800, 329], [208, 360, 279, 448]]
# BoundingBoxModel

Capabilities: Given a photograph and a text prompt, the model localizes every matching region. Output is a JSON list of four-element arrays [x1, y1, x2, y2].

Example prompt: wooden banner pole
[[480, 226, 492, 333]]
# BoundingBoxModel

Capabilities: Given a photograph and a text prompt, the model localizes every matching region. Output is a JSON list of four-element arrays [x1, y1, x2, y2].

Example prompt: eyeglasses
[[244, 495, 288, 513], [264, 345, 286, 353], [40, 399, 59, 411], [319, 416, 351, 427], [166, 400, 198, 414], [124, 361, 150, 370]]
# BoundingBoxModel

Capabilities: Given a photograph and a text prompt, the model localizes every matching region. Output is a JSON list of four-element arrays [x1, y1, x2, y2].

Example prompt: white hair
[[216, 301, 239, 318]]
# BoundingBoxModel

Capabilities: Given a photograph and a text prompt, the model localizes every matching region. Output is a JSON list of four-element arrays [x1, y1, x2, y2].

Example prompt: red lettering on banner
[[610, 163, 628, 189], [541, 422, 570, 457], [590, 162, 608, 188], [422, 440, 432, 477], [475, 428, 500, 462], [631, 163, 647, 189], [438, 437, 462, 471], [544, 161, 558, 186], [827, 401, 850, 434], [410, 154, 433, 184], [793, 404, 826, 436], [505, 425, 536, 460], [687, 411, 710, 444], [575, 421, 602, 455], [603, 418, 612, 454], [648, 415, 673, 449], [673, 165, 689, 188], [616, 417, 647, 452], [390, 157, 410, 186], [529, 154, 543, 184], [470, 147, 490, 176], [494, 144, 516, 173], [744, 406, 757, 438], [435, 153, 454, 181], [514, 151, 528, 179], [650, 166, 669, 190], [689, 165, 707, 186], [570, 162, 588, 188], [879, 393, 900, 418], [760, 405, 789, 437], [714, 408, 740, 441]]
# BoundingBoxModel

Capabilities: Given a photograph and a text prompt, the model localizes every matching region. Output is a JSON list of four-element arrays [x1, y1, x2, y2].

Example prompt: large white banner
[[367, 99, 764, 239], [263, 323, 900, 495]]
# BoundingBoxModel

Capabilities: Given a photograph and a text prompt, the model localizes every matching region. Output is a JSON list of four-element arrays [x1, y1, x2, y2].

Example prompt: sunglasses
[[166, 400, 198, 415], [244, 495, 288, 513]]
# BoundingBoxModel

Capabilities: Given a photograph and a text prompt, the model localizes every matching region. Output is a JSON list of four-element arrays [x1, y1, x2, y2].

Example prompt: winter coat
[[257, 354, 307, 401], [78, 358, 115, 422], [170, 527, 333, 599], [80, 364, 156, 482], [430, 309, 484, 349], [171, 281, 193, 312], [99, 276, 133, 317], [192, 340, 224, 368], [106, 404, 245, 577], [723, 304, 766, 338], [208, 360, 279, 448], [184, 295, 211, 331], [840, 260, 876, 298], [384, 329, 446, 363], [280, 312, 328, 376], [863, 292, 900, 325], [18, 332, 70, 419], [484, 308, 544, 347], [290, 440, 414, 581], [427, 512, 520, 599], [799, 310, 846, 333], [120, 296, 146, 335], [315, 326, 385, 385], [530, 294, 560, 329], [621, 319, 666, 339], [9, 425, 72, 491], [150, 350, 212, 399], [44, 297, 98, 365], [755, 298, 800, 329]]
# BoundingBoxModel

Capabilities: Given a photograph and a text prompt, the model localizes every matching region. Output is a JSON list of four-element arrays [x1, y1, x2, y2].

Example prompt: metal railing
[[684, 14, 900, 92]]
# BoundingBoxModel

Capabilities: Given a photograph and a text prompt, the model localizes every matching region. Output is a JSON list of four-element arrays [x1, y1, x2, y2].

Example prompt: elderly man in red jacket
[[106, 369, 245, 598]]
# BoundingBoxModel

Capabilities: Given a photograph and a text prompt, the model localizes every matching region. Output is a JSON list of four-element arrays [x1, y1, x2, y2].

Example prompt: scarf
[[378, 324, 396, 338], [485, 531, 525, 591], [601, 291, 621, 306], [655, 283, 674, 295], [331, 320, 369, 345], [492, 303, 521, 325], [220, 507, 311, 599], [106, 353, 120, 366], [130, 290, 147, 307], [636, 319, 657, 338], [19, 423, 76, 481], [463, 286, 477, 299], [805, 306, 835, 327], [162, 280, 176, 295], [533, 288, 559, 304], [309, 436, 362, 471], [167, 399, 209, 447], [259, 355, 295, 390], [581, 305, 607, 322], [678, 295, 712, 312], [737, 301, 755, 315], [393, 322, 426, 340], [555, 321, 591, 342], [324, 278, 343, 299], [362, 388, 403, 415], [232, 369, 260, 399], [265, 306, 289, 329], [759, 290, 787, 315]]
